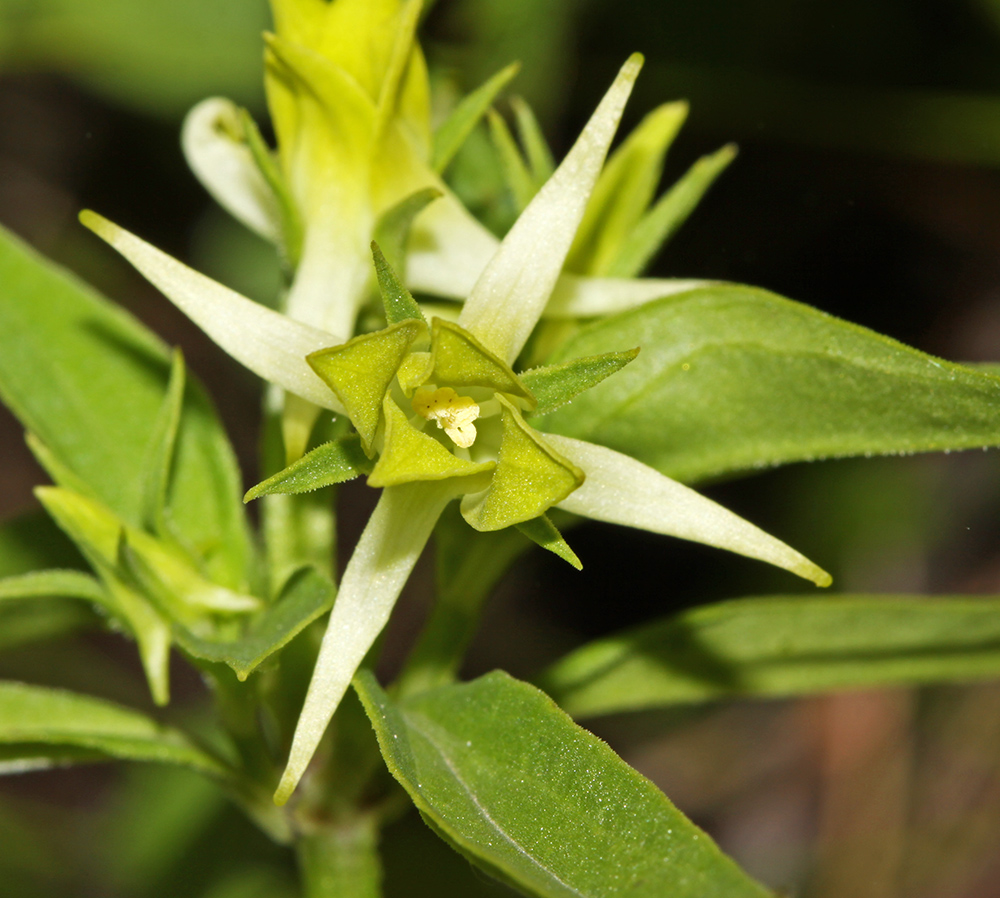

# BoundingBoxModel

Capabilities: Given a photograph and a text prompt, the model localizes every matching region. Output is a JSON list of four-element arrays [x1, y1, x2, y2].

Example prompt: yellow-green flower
[[81, 56, 829, 806]]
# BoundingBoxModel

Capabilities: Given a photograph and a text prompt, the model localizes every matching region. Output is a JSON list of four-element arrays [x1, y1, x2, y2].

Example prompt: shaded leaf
[[175, 566, 335, 681], [372, 240, 428, 325], [433, 62, 520, 173], [0, 225, 251, 590], [515, 514, 582, 569], [356, 670, 771, 898], [373, 188, 442, 280], [539, 284, 1000, 483], [537, 595, 1000, 718], [0, 682, 229, 776]]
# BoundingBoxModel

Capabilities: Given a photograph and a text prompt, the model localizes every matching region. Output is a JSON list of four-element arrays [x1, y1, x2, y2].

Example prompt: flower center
[[412, 386, 481, 449]]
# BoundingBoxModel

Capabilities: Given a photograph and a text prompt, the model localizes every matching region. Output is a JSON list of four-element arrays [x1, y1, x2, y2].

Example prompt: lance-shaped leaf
[[515, 515, 582, 570], [488, 108, 538, 211], [0, 570, 108, 608], [141, 349, 185, 537], [521, 348, 639, 415], [355, 671, 772, 898], [433, 61, 521, 173], [275, 480, 461, 804], [608, 143, 737, 278], [459, 54, 645, 364], [461, 397, 584, 532], [544, 434, 831, 587], [79, 211, 344, 411], [175, 566, 336, 682], [539, 284, 1000, 483], [245, 435, 372, 501], [566, 101, 689, 277], [0, 682, 229, 778], [537, 595, 1000, 718], [542, 273, 707, 318], [511, 96, 555, 183], [371, 240, 426, 324], [372, 190, 441, 282]]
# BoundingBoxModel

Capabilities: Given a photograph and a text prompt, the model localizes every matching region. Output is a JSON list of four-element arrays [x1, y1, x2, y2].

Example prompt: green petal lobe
[[521, 348, 640, 416]]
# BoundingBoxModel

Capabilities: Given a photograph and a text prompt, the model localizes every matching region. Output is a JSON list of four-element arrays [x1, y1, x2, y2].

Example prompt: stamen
[[412, 386, 481, 448]]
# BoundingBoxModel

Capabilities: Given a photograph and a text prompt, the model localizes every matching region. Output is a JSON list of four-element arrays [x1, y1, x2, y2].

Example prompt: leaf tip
[[79, 209, 115, 242]]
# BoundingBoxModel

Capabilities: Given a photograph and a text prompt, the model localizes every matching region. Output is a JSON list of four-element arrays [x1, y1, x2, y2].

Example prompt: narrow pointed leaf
[[371, 241, 427, 325], [175, 566, 336, 681], [488, 108, 538, 211], [355, 670, 771, 898], [608, 144, 737, 278], [0, 570, 108, 607], [0, 224, 250, 588], [459, 54, 644, 364], [245, 435, 372, 501], [433, 61, 521, 173], [0, 682, 229, 777], [275, 481, 456, 804], [538, 595, 1000, 718], [79, 211, 344, 411], [545, 434, 830, 586], [539, 284, 1000, 483], [515, 515, 582, 570], [511, 96, 555, 182], [521, 348, 639, 415], [567, 102, 689, 277], [141, 349, 185, 536], [372, 188, 441, 280]]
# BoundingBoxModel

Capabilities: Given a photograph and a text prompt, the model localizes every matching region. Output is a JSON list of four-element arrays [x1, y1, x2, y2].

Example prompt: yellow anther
[[412, 386, 480, 449]]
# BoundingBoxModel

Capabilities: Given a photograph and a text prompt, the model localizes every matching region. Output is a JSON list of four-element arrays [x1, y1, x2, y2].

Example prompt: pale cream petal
[[458, 54, 644, 363], [80, 211, 345, 412], [274, 481, 456, 804], [545, 434, 832, 587]]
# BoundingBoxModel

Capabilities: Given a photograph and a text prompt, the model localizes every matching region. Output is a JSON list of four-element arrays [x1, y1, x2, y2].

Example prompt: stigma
[[412, 386, 480, 448]]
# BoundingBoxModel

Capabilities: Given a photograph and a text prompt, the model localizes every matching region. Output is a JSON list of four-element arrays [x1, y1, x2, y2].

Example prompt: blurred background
[[4, 0, 1000, 895]]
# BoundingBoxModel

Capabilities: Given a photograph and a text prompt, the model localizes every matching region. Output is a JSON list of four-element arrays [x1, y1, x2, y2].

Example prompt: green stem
[[297, 817, 382, 898], [396, 519, 527, 697]]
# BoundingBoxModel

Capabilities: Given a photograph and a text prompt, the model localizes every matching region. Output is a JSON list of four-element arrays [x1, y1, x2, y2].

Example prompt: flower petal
[[458, 54, 644, 363], [181, 98, 282, 243], [79, 211, 344, 411], [544, 434, 832, 587], [274, 480, 457, 804], [543, 274, 709, 318]]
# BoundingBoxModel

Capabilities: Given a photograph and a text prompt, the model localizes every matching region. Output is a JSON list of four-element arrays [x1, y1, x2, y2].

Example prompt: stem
[[297, 817, 382, 898], [396, 518, 527, 697]]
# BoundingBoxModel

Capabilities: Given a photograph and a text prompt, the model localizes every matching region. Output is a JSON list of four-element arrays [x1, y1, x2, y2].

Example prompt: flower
[[81, 55, 830, 805]]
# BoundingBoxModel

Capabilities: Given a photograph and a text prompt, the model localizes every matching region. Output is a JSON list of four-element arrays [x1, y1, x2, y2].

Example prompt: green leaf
[[566, 102, 689, 277], [0, 569, 108, 606], [355, 670, 771, 898], [371, 241, 427, 326], [0, 225, 251, 590], [515, 514, 582, 570], [245, 435, 373, 501], [433, 61, 520, 174], [0, 682, 229, 776], [141, 349, 185, 537], [488, 108, 538, 212], [372, 189, 442, 280], [175, 566, 335, 681], [537, 595, 1000, 718], [538, 284, 1000, 483], [608, 144, 737, 278], [521, 348, 639, 415], [511, 96, 555, 183]]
